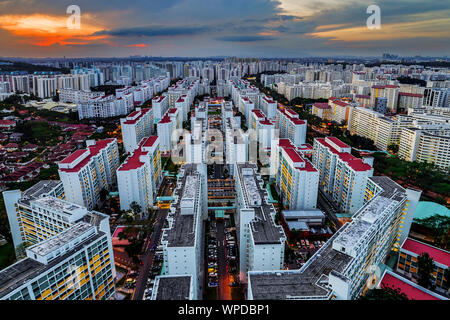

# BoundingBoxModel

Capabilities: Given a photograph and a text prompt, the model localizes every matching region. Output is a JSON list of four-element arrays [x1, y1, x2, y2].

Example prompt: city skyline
[[0, 0, 449, 58]]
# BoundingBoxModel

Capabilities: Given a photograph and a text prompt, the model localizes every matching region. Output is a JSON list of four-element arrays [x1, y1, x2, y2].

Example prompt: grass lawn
[[0, 242, 15, 270]]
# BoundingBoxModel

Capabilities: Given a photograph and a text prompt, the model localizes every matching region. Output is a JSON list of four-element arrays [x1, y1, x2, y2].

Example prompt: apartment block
[[160, 164, 207, 299], [248, 177, 421, 300], [399, 124, 450, 170], [0, 214, 115, 300], [397, 237, 450, 290], [276, 107, 307, 147], [271, 138, 319, 210], [3, 181, 65, 253], [58, 139, 120, 210], [117, 136, 161, 213], [234, 163, 286, 283], [313, 137, 373, 215], [120, 107, 154, 154]]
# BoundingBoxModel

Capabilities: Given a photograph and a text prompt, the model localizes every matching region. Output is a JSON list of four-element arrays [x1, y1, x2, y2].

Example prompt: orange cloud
[[125, 43, 147, 48], [306, 18, 450, 42], [0, 13, 109, 47]]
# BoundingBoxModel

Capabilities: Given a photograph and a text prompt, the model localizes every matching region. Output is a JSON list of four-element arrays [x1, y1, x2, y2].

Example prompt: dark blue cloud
[[216, 35, 278, 42], [95, 25, 211, 37]]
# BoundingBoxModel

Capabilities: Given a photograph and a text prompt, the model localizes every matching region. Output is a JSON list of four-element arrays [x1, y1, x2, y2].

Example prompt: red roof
[[332, 100, 349, 107], [327, 137, 350, 149], [283, 147, 304, 163], [300, 160, 318, 172], [398, 92, 423, 98], [317, 138, 372, 172], [159, 114, 171, 124], [251, 109, 265, 118], [313, 102, 331, 109], [59, 149, 87, 164], [278, 138, 295, 149], [153, 96, 166, 103], [355, 95, 370, 99], [402, 238, 450, 267], [292, 118, 306, 125], [123, 108, 151, 125], [59, 139, 114, 173], [0, 120, 15, 126], [142, 136, 158, 148], [118, 148, 148, 171], [259, 119, 274, 126], [380, 272, 439, 300]]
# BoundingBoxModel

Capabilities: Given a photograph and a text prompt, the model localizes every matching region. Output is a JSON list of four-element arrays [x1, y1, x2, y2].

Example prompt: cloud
[[216, 35, 278, 42], [124, 43, 147, 48], [95, 25, 210, 37]]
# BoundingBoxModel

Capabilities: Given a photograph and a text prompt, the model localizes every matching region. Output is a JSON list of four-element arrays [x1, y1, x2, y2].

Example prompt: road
[[216, 220, 231, 300], [132, 208, 169, 300], [317, 188, 341, 229]]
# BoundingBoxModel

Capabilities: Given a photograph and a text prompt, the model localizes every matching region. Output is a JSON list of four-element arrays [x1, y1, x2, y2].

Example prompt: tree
[[99, 188, 109, 202], [130, 201, 142, 214], [125, 238, 144, 264], [387, 144, 399, 154], [361, 286, 408, 300], [417, 252, 435, 289]]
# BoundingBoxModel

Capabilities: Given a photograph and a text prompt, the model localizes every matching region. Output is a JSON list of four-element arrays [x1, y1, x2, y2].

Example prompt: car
[[208, 263, 218, 268], [208, 268, 217, 273], [208, 282, 218, 288], [209, 272, 217, 277]]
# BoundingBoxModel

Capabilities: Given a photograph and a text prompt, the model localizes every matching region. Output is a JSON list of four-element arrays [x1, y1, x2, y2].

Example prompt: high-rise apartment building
[[120, 107, 154, 154], [3, 181, 65, 253], [117, 136, 161, 213], [248, 176, 421, 300], [0, 214, 115, 300], [160, 164, 207, 299], [58, 139, 120, 210], [271, 138, 319, 210], [276, 107, 307, 147], [234, 163, 286, 283], [313, 137, 373, 215]]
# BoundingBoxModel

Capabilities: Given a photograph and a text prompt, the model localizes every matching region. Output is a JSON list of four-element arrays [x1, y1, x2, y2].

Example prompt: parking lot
[[206, 217, 239, 300]]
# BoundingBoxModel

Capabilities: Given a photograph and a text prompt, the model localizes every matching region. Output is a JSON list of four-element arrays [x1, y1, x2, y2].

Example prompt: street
[[317, 188, 341, 230], [132, 208, 168, 300], [216, 220, 231, 300]]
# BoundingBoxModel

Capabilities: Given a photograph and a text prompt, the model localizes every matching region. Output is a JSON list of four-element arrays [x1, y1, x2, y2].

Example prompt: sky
[[0, 0, 449, 58]]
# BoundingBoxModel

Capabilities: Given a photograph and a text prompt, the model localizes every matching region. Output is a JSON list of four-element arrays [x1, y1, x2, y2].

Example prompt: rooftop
[[59, 139, 115, 173], [0, 229, 104, 299], [154, 276, 191, 300], [164, 164, 202, 247], [380, 271, 441, 300], [27, 222, 94, 257], [401, 238, 450, 267], [237, 163, 285, 245]]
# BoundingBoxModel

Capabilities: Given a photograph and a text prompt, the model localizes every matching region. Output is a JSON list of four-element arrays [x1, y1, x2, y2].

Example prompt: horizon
[[0, 0, 449, 58]]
